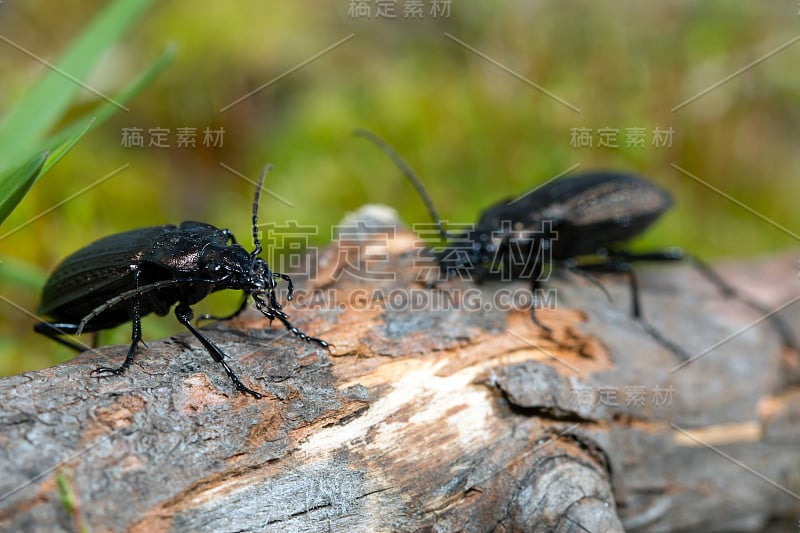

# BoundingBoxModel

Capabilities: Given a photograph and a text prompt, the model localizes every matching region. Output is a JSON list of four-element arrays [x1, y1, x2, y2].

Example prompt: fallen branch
[[1, 212, 799, 532]]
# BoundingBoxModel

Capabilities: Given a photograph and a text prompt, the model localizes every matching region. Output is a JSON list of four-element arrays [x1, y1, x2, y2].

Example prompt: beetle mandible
[[35, 165, 327, 398], [355, 129, 798, 360]]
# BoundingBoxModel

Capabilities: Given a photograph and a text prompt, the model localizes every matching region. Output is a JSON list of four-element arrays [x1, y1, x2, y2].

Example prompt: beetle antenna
[[252, 164, 272, 255], [354, 129, 449, 242]]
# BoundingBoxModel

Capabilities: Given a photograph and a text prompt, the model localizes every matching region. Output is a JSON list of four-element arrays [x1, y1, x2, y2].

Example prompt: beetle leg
[[272, 272, 295, 301], [500, 238, 554, 335], [253, 294, 287, 326], [91, 268, 144, 378], [197, 294, 250, 322], [271, 311, 329, 348], [609, 248, 799, 352], [33, 322, 88, 352], [265, 272, 285, 312], [528, 278, 553, 335], [175, 303, 262, 398], [75, 277, 221, 336], [561, 259, 613, 302], [574, 260, 691, 361], [221, 228, 238, 245], [270, 291, 284, 312], [252, 296, 328, 348]]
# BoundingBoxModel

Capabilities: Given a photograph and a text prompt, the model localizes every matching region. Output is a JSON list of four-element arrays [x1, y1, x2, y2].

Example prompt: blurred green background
[[1, 0, 799, 375]]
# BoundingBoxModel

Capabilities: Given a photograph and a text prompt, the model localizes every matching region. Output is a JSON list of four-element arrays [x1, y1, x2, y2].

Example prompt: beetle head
[[435, 230, 498, 282], [436, 225, 551, 283], [199, 243, 273, 292]]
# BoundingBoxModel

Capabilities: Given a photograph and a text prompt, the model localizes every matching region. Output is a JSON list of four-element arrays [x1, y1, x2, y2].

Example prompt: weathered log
[[1, 208, 799, 532]]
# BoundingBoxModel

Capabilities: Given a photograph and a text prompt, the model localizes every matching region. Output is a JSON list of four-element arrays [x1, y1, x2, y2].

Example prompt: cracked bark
[[1, 211, 799, 532]]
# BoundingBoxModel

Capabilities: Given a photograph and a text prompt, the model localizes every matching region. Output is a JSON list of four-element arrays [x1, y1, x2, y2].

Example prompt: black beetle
[[35, 166, 327, 397], [355, 130, 798, 360]]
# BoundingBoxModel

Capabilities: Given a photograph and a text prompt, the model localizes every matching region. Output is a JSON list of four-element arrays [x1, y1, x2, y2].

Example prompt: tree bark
[[1, 212, 799, 532]]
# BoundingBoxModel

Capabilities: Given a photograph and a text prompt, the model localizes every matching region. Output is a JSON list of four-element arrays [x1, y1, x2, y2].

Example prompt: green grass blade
[[0, 117, 93, 226], [0, 43, 173, 227], [0, 0, 154, 167], [41, 118, 96, 175], [0, 153, 48, 226], [40, 44, 177, 152]]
